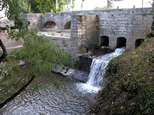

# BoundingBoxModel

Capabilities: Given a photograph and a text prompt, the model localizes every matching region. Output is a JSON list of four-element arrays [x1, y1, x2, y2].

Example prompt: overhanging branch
[[0, 75, 35, 109], [0, 39, 7, 62]]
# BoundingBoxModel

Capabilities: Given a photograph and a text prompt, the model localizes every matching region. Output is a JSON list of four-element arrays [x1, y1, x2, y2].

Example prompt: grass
[[89, 37, 154, 115], [51, 32, 55, 36]]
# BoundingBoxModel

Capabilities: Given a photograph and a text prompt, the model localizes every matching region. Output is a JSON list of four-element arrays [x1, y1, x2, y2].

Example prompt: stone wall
[[49, 37, 77, 57], [77, 15, 99, 54], [42, 13, 72, 30], [22, 13, 42, 31], [0, 32, 23, 47], [0, 32, 24, 53], [69, 8, 152, 51], [22, 8, 153, 56], [98, 8, 152, 50]]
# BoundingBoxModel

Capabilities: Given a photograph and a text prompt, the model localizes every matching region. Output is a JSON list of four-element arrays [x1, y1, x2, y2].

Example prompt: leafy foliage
[[29, 0, 55, 13], [18, 0, 29, 13], [27, 0, 76, 13], [93, 5, 115, 10], [0, 0, 68, 107], [35, 0, 60, 15], [64, 55, 75, 67], [58, 0, 75, 11], [0, 28, 68, 104]]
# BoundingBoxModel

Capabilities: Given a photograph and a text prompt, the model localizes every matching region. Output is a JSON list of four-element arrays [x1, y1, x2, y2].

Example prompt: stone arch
[[116, 37, 127, 48], [135, 38, 144, 49], [43, 21, 58, 28], [64, 21, 71, 29], [100, 36, 109, 46]]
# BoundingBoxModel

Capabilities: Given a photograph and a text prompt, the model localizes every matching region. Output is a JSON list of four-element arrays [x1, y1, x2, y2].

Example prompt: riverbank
[[90, 37, 154, 114]]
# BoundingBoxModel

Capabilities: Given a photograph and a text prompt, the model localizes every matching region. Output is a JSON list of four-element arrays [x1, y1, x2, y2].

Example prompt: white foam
[[77, 47, 126, 93]]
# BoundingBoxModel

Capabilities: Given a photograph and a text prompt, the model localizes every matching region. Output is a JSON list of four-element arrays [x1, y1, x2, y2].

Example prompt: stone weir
[[52, 47, 114, 82], [77, 47, 114, 72]]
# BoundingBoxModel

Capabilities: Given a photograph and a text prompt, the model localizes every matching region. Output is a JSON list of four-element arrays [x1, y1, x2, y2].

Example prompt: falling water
[[77, 47, 126, 93]]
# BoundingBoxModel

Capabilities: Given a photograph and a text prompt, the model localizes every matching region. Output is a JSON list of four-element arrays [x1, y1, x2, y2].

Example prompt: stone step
[[0, 45, 23, 54]]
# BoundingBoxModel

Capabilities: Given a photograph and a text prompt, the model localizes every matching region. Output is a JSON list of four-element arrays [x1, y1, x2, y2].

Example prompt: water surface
[[0, 73, 96, 115]]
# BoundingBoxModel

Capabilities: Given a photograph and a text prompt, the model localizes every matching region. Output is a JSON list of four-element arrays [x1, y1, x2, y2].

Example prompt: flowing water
[[77, 47, 126, 93], [0, 74, 95, 115], [0, 47, 125, 115]]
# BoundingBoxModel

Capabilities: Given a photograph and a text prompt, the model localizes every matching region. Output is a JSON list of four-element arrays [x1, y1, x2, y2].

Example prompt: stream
[[0, 47, 126, 115], [0, 73, 96, 115]]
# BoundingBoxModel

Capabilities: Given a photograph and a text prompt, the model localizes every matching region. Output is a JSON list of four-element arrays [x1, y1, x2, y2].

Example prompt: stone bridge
[[21, 8, 153, 57]]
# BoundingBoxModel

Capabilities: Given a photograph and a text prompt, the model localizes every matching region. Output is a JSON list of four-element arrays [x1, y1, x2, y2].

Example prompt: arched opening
[[43, 21, 57, 28], [116, 37, 127, 48], [64, 21, 71, 29], [101, 36, 109, 46], [135, 38, 144, 49]]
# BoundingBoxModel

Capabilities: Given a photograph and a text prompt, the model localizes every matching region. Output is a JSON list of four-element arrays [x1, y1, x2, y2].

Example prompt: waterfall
[[77, 47, 126, 93]]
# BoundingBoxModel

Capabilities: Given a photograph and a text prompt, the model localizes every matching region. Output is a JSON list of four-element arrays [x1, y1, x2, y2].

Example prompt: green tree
[[26, 0, 56, 13], [18, 0, 29, 13], [62, 0, 75, 11], [107, 0, 124, 9], [0, 0, 67, 108], [93, 5, 114, 10], [17, 0, 61, 13], [58, 0, 68, 11]]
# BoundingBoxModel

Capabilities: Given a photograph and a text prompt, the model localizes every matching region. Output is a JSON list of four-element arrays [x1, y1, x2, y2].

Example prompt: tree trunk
[[66, 0, 69, 11], [29, 2, 31, 12], [81, 0, 85, 10], [70, 0, 72, 11], [107, 0, 109, 10], [0, 39, 7, 63], [56, 0, 58, 10]]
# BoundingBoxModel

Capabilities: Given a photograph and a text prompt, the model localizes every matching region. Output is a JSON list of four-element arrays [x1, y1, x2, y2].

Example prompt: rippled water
[[0, 74, 96, 115]]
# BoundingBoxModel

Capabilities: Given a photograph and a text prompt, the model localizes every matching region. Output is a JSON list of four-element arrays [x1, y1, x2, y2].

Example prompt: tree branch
[[0, 39, 7, 63], [0, 75, 35, 109]]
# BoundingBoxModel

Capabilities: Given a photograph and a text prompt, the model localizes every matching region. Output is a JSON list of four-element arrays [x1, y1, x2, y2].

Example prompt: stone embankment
[[53, 65, 88, 82]]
